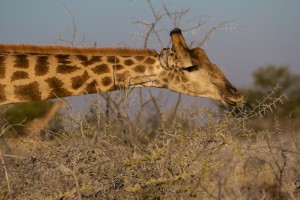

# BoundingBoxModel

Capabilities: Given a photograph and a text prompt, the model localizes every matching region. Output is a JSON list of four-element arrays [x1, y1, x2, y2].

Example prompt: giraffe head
[[158, 28, 244, 106]]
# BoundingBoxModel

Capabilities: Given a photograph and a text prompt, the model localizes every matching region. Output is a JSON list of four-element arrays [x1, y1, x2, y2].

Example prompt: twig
[[166, 93, 181, 124], [0, 149, 13, 200], [57, 1, 85, 46]]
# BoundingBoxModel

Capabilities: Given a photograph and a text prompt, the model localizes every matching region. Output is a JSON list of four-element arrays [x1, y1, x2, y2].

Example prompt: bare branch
[[56, 2, 85, 46], [191, 18, 248, 48], [0, 149, 12, 200]]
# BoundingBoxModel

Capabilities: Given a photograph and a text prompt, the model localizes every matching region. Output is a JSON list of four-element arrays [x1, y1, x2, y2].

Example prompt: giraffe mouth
[[221, 82, 244, 106], [222, 94, 245, 107], [222, 98, 238, 106]]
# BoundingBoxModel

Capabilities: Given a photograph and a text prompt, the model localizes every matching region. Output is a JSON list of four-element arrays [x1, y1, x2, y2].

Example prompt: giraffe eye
[[183, 65, 198, 72]]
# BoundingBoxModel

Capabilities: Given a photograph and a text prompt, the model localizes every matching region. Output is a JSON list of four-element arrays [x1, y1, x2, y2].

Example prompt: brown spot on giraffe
[[101, 77, 112, 86], [160, 71, 167, 77], [169, 72, 175, 80], [133, 65, 146, 73], [115, 64, 124, 71], [46, 77, 72, 98], [35, 56, 49, 76], [145, 57, 156, 64], [11, 71, 29, 81], [14, 54, 29, 68], [116, 71, 130, 82], [0, 55, 6, 79], [181, 76, 188, 83], [71, 71, 90, 90], [107, 56, 120, 64], [15, 81, 41, 101], [0, 84, 6, 102], [124, 59, 134, 66], [148, 66, 154, 73], [91, 64, 110, 74], [85, 80, 99, 93], [56, 54, 80, 74], [134, 56, 144, 61], [76, 55, 102, 66]]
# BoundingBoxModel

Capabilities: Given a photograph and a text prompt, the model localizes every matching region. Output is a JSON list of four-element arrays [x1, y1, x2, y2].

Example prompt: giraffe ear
[[159, 48, 172, 70], [170, 28, 189, 50], [169, 28, 194, 69]]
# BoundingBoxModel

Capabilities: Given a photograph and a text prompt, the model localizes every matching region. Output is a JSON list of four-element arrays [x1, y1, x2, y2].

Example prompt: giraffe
[[6, 101, 65, 155], [0, 28, 243, 106], [22, 100, 66, 137]]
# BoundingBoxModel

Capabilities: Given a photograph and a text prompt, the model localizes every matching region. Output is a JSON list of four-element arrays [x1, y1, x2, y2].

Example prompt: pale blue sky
[[0, 0, 299, 88]]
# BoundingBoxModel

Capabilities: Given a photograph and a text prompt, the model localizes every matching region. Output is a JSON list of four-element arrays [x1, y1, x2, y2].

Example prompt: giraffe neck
[[0, 44, 164, 105]]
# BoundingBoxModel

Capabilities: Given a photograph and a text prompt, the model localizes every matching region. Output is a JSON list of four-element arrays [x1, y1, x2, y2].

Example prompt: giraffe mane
[[0, 43, 158, 56]]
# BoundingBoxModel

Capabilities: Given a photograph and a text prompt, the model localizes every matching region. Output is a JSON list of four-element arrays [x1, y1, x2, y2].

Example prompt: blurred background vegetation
[[242, 65, 300, 131]]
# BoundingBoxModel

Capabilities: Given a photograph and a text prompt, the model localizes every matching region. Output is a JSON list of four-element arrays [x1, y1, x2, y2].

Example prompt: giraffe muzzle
[[222, 82, 244, 106]]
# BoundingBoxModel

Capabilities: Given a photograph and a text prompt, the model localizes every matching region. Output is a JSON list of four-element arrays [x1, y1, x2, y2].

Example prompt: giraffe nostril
[[232, 87, 237, 93], [227, 84, 237, 93]]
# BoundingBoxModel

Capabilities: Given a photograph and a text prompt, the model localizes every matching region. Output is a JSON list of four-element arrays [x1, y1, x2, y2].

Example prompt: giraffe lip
[[223, 96, 246, 107], [223, 98, 238, 106]]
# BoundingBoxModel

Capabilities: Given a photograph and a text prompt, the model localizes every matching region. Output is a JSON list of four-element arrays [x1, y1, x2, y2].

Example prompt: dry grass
[[0, 89, 299, 200]]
